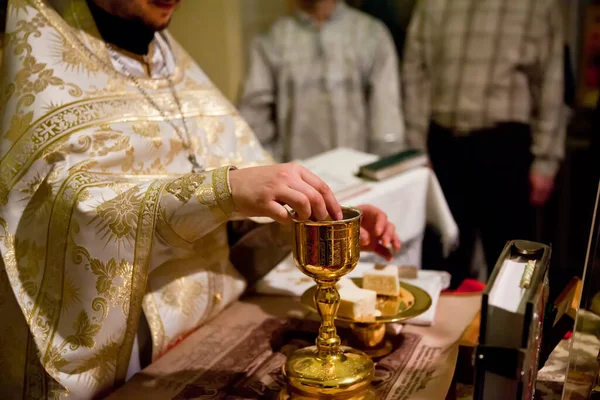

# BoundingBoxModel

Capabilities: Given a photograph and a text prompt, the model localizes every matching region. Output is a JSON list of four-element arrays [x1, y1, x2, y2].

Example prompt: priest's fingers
[[380, 222, 396, 248], [374, 242, 393, 261], [275, 187, 312, 221], [265, 202, 293, 225], [392, 234, 401, 253], [373, 210, 388, 237], [299, 168, 342, 220], [360, 227, 371, 247], [288, 180, 328, 221]]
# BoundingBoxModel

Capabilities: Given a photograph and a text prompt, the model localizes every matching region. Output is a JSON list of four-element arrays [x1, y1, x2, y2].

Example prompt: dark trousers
[[428, 122, 536, 288]]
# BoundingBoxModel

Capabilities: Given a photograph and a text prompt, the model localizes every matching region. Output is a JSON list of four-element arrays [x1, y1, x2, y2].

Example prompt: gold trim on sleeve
[[211, 166, 235, 216], [165, 173, 206, 203]]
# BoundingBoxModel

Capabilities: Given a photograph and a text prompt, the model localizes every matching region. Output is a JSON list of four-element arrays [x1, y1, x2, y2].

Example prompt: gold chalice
[[282, 206, 375, 398]]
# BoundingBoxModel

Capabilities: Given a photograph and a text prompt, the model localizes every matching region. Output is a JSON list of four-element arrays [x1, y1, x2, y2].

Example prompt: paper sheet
[[487, 260, 527, 312]]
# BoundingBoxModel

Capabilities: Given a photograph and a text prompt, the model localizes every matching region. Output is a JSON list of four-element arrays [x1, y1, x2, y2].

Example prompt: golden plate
[[300, 278, 432, 324]]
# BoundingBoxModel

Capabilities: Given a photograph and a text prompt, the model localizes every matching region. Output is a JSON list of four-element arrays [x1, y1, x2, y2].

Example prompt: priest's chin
[[148, 11, 177, 31], [147, 1, 181, 31]]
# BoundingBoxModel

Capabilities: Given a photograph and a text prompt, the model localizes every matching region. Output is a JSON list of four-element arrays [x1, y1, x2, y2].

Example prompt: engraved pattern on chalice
[[282, 206, 376, 399]]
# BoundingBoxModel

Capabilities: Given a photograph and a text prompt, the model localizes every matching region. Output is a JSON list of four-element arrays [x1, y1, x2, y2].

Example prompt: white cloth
[[256, 258, 450, 295], [300, 148, 459, 263], [255, 260, 449, 325]]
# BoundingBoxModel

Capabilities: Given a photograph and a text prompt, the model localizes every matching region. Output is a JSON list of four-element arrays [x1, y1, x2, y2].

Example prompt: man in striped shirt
[[403, 0, 565, 285], [239, 0, 405, 162]]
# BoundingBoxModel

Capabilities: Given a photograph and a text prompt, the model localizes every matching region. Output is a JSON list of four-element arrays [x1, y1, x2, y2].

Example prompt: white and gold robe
[[0, 0, 272, 398]]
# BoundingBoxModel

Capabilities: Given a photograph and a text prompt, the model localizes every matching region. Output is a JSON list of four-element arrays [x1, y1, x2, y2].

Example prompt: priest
[[0, 0, 401, 399]]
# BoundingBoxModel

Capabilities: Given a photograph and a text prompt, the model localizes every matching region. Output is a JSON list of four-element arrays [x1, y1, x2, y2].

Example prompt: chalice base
[[283, 345, 374, 398], [279, 387, 377, 400], [349, 338, 394, 359], [348, 322, 394, 359]]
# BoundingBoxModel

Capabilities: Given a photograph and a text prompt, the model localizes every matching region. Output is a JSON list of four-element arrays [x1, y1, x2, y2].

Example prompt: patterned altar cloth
[[109, 294, 481, 399]]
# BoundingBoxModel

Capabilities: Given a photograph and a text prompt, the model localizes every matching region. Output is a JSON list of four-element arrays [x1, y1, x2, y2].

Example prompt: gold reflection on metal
[[282, 206, 375, 398], [301, 279, 432, 358], [279, 387, 378, 399]]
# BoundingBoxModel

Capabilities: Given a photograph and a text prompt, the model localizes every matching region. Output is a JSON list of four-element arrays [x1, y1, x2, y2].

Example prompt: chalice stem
[[314, 280, 342, 359]]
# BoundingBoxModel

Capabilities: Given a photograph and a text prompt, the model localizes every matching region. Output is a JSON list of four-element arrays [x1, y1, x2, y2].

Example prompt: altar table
[[109, 293, 480, 400]]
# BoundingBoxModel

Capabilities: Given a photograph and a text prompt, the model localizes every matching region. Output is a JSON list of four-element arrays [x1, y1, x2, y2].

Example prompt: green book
[[358, 149, 428, 181]]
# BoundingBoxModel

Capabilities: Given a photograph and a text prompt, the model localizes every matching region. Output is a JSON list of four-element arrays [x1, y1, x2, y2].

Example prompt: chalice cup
[[283, 206, 375, 398]]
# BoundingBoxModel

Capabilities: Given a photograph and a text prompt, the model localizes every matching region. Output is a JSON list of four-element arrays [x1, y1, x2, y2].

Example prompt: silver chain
[[75, 29, 203, 173], [63, 1, 203, 171], [108, 41, 203, 173]]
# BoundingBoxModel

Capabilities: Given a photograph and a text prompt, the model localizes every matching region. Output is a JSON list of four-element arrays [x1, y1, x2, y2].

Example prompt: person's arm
[[159, 166, 238, 243], [402, 2, 430, 151], [529, 0, 565, 205], [238, 37, 277, 152], [366, 22, 406, 156]]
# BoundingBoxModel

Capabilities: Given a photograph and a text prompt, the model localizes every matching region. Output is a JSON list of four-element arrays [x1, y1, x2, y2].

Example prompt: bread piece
[[397, 266, 419, 279], [377, 295, 402, 316], [363, 265, 401, 296], [336, 279, 379, 322], [374, 264, 419, 279], [336, 277, 358, 290]]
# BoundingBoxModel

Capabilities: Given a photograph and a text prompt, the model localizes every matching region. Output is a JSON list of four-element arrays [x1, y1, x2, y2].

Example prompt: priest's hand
[[229, 163, 343, 224], [357, 204, 401, 261]]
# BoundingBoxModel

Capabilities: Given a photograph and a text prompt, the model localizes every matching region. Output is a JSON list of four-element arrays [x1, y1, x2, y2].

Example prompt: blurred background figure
[[403, 0, 566, 287], [347, 0, 418, 62], [238, 0, 405, 162]]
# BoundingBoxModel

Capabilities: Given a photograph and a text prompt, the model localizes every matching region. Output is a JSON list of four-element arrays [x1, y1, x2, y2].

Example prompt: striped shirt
[[239, 2, 405, 162], [403, 0, 565, 177]]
